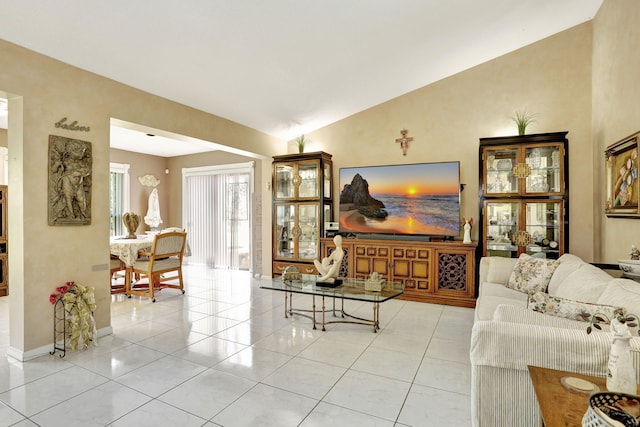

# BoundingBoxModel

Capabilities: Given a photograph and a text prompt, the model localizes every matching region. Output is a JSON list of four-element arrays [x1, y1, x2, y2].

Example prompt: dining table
[[110, 234, 156, 293], [110, 234, 155, 267]]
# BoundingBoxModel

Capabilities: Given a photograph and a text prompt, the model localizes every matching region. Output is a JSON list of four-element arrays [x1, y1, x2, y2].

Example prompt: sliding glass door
[[183, 163, 253, 270]]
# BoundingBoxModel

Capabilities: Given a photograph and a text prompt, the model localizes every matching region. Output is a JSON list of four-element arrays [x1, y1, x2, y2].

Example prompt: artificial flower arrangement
[[49, 281, 97, 350]]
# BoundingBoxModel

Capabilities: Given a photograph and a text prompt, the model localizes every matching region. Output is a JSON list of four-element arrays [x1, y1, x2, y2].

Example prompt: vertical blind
[[110, 171, 124, 236], [183, 163, 252, 270], [109, 163, 130, 237]]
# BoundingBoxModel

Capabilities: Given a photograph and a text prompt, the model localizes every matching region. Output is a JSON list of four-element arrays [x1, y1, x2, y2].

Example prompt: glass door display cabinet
[[479, 132, 568, 259], [272, 152, 333, 276], [484, 199, 564, 259]]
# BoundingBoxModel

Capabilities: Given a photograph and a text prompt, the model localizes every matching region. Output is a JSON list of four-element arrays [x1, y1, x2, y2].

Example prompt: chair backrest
[[161, 227, 185, 233], [151, 231, 186, 259], [160, 227, 192, 258]]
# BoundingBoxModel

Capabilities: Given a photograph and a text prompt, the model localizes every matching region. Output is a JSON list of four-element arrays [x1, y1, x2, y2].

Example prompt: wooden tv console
[[320, 237, 477, 308]]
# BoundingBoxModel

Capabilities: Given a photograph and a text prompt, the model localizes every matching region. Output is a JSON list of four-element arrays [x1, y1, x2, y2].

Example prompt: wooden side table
[[528, 365, 640, 427]]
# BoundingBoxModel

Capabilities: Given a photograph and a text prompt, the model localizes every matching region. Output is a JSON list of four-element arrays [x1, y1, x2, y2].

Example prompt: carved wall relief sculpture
[[48, 135, 92, 226]]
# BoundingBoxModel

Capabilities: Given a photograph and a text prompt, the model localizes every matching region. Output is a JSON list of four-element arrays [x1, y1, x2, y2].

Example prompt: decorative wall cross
[[395, 129, 413, 155]]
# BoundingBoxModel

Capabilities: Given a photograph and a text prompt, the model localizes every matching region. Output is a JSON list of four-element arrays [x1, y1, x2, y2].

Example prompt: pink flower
[[49, 293, 59, 304], [56, 285, 69, 294]]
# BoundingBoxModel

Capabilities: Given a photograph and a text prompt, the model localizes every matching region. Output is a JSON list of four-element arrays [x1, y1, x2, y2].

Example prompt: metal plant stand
[[50, 298, 67, 358]]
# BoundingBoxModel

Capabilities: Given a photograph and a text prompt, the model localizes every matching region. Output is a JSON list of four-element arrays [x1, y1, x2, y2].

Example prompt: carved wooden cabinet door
[[434, 248, 473, 300], [391, 246, 431, 291], [353, 243, 390, 280]]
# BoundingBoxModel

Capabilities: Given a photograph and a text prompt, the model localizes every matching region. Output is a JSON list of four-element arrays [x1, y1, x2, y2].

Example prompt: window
[[110, 162, 130, 236]]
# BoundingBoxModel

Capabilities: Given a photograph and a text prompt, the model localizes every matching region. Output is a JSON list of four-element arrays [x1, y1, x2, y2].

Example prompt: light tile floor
[[0, 266, 473, 426]]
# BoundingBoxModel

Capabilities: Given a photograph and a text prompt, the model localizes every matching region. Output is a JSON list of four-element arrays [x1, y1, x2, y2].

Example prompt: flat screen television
[[338, 161, 461, 237]]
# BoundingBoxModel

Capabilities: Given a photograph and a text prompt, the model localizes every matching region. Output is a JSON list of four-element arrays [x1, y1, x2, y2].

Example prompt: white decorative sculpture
[[463, 217, 473, 244], [365, 271, 384, 291], [314, 235, 344, 283], [138, 174, 160, 187], [144, 188, 163, 230], [607, 318, 637, 394]]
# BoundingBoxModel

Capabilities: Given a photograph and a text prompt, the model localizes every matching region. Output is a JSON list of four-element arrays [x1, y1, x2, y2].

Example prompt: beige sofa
[[470, 254, 640, 427]]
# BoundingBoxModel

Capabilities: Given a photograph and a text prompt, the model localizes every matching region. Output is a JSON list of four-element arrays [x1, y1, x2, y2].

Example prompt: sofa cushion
[[475, 294, 528, 321], [547, 254, 587, 295], [480, 282, 531, 300], [551, 263, 612, 303], [486, 256, 517, 284], [527, 291, 626, 323], [597, 278, 640, 319], [506, 254, 560, 293]]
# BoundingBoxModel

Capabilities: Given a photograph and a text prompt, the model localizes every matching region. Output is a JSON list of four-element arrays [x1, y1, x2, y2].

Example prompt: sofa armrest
[[478, 257, 491, 286], [492, 304, 609, 331], [470, 320, 640, 378], [478, 256, 518, 290]]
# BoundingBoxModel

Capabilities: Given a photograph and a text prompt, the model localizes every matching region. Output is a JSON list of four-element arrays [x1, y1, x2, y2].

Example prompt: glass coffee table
[[260, 278, 404, 332]]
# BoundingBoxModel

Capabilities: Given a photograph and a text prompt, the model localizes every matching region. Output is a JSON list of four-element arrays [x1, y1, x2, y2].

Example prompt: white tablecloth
[[110, 235, 154, 267]]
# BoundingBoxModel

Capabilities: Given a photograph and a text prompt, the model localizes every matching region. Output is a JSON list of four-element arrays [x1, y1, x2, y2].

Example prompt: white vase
[[606, 318, 637, 394]]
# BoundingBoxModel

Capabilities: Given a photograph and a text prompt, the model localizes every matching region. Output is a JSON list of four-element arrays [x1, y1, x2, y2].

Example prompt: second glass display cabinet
[[483, 143, 565, 196], [479, 132, 568, 259], [484, 199, 564, 258], [272, 152, 333, 276]]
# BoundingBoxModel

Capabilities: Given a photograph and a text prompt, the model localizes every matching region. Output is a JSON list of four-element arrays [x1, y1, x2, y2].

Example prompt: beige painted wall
[[592, 0, 640, 262], [306, 23, 594, 260], [0, 128, 6, 147], [0, 38, 281, 356], [110, 148, 169, 232]]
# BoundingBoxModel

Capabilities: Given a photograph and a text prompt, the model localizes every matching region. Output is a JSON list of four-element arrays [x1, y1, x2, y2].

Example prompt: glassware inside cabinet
[[324, 203, 332, 226], [298, 204, 318, 259], [275, 204, 295, 258], [275, 164, 294, 198], [323, 163, 331, 198], [525, 201, 561, 258], [485, 201, 519, 256], [298, 162, 318, 198], [485, 147, 518, 194], [525, 145, 562, 193]]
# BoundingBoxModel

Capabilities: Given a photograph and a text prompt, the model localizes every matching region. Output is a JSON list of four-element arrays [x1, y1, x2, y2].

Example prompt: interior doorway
[[183, 162, 254, 271], [0, 92, 17, 359], [0, 97, 9, 300]]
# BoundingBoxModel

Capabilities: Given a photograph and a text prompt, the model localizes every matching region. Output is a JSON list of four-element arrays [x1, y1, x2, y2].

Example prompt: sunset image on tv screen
[[339, 162, 461, 236]]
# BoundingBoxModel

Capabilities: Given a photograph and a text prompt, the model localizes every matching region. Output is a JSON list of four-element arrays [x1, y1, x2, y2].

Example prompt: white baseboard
[[98, 325, 114, 337], [6, 325, 114, 362]]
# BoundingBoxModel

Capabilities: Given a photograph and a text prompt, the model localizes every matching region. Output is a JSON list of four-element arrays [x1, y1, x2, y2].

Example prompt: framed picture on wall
[[605, 131, 640, 217]]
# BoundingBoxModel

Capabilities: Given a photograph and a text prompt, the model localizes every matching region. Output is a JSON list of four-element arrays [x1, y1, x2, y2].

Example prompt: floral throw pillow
[[506, 254, 560, 293], [528, 291, 626, 323]]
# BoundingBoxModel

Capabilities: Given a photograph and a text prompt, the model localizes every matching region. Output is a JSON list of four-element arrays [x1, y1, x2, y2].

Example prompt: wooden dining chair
[[160, 227, 191, 257], [110, 255, 126, 295], [127, 231, 187, 302]]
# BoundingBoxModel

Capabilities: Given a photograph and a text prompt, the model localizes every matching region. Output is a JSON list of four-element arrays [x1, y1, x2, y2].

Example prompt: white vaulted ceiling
[[0, 0, 602, 153]]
